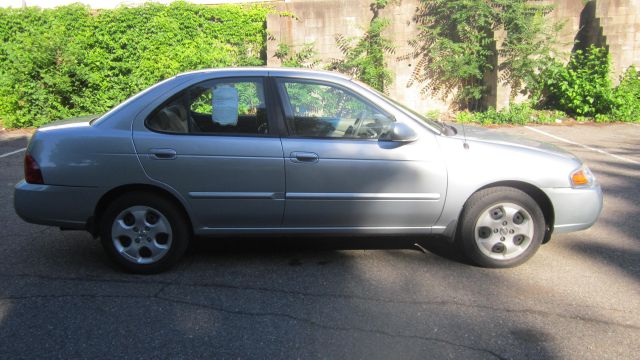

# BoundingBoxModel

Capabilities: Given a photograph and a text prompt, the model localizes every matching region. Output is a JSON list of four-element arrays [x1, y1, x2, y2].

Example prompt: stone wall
[[267, 0, 447, 114], [592, 0, 640, 79], [267, 0, 640, 112]]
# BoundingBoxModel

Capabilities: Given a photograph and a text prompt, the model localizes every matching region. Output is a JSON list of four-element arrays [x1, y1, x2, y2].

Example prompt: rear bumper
[[14, 180, 101, 230], [543, 185, 603, 234]]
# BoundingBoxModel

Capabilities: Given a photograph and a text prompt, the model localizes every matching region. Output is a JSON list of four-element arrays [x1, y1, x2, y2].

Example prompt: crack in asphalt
[[154, 291, 508, 360], [0, 291, 506, 360], [0, 272, 638, 332]]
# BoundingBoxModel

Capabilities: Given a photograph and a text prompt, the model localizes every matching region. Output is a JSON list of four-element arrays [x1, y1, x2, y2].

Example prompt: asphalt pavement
[[0, 123, 638, 359]]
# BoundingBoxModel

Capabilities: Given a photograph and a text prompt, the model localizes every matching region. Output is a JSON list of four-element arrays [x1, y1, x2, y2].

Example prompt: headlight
[[570, 165, 595, 188]]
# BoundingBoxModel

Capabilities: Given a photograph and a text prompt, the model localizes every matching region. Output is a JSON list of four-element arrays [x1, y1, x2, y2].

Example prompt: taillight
[[24, 153, 44, 184]]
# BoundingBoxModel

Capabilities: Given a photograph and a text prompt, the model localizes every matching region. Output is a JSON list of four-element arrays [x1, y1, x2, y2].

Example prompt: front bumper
[[14, 180, 101, 230], [543, 184, 603, 233]]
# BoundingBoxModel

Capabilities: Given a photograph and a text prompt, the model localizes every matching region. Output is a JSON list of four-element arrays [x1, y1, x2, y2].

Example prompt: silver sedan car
[[14, 68, 603, 273]]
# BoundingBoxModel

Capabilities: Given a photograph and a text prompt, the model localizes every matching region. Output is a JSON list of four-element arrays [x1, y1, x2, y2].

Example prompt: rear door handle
[[290, 151, 319, 163], [149, 148, 177, 160]]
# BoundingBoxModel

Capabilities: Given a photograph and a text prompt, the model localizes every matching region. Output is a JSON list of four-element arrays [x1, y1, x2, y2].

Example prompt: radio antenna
[[461, 115, 469, 149]]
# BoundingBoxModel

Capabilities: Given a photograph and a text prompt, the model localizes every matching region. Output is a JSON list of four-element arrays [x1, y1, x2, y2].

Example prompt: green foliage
[[610, 67, 640, 122], [533, 109, 568, 123], [0, 2, 272, 128], [408, 0, 561, 110], [190, 82, 261, 115], [274, 42, 319, 68], [456, 102, 566, 125], [498, 1, 564, 100], [283, 82, 367, 118], [328, 1, 394, 92], [424, 109, 441, 120], [455, 111, 476, 124], [540, 45, 614, 117]]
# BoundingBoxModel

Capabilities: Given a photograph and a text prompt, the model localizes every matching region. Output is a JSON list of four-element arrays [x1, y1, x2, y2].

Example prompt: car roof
[[176, 67, 353, 82]]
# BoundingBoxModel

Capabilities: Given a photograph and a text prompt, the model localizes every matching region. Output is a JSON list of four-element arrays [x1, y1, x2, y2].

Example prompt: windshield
[[350, 79, 446, 133]]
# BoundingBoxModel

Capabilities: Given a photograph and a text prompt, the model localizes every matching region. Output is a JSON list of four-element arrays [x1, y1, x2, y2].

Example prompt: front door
[[275, 78, 447, 230]]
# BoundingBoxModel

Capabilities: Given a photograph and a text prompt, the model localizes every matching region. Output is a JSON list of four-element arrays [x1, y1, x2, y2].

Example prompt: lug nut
[[509, 229, 515, 234], [492, 243, 506, 253], [494, 228, 499, 233], [513, 235, 525, 245], [502, 221, 508, 226], [500, 236, 505, 241], [478, 227, 492, 239]]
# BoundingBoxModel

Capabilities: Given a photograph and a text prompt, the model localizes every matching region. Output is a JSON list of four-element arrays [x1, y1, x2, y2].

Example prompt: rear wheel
[[457, 187, 545, 268], [100, 192, 189, 274]]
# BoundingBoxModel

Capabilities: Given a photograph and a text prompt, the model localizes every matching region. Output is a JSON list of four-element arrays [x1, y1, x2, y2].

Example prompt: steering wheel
[[356, 111, 383, 139], [351, 111, 366, 137]]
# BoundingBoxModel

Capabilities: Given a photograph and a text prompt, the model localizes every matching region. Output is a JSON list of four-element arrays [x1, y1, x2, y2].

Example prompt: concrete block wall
[[266, 0, 640, 112], [593, 0, 640, 81], [267, 0, 449, 114]]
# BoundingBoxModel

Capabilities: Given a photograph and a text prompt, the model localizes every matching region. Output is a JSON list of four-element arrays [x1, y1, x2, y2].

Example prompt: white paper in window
[[212, 85, 238, 125]]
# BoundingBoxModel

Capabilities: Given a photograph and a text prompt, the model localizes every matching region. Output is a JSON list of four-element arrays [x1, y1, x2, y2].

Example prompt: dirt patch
[[0, 128, 35, 141]]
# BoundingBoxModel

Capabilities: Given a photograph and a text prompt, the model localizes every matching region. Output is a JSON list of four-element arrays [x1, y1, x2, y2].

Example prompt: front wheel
[[457, 187, 545, 268], [100, 192, 190, 274]]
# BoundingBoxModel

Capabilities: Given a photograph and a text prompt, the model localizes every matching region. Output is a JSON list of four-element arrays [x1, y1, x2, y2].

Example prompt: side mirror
[[379, 122, 418, 143]]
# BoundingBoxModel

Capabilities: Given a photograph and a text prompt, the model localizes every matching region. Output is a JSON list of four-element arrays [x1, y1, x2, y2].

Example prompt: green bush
[[610, 67, 640, 122], [541, 45, 615, 117], [454, 45, 638, 124], [0, 2, 271, 128], [455, 102, 566, 125]]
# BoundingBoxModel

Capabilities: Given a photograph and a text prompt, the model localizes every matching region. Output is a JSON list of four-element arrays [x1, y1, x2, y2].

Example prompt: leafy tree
[[328, 0, 394, 92], [406, 0, 561, 110]]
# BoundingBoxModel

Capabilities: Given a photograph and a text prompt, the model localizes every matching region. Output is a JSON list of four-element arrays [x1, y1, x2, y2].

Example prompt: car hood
[[448, 123, 578, 160]]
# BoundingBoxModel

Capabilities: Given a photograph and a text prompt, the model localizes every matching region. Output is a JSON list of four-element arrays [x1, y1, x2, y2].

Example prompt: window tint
[[280, 80, 393, 139], [147, 78, 268, 135], [147, 96, 189, 134]]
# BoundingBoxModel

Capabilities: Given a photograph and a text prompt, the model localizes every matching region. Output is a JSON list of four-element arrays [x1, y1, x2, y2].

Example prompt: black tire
[[100, 192, 190, 274], [457, 187, 545, 268]]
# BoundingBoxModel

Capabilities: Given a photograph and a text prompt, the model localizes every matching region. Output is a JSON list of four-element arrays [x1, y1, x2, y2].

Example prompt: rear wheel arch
[[90, 184, 193, 237]]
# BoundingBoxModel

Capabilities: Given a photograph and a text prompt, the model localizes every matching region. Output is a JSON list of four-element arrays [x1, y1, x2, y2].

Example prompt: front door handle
[[290, 151, 319, 163], [149, 148, 177, 160]]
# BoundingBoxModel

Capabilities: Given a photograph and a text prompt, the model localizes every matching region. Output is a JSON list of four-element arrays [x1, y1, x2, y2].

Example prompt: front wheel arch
[[467, 181, 554, 244]]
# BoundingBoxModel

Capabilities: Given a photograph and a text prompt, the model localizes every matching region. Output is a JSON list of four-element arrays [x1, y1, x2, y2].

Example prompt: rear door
[[132, 76, 286, 231]]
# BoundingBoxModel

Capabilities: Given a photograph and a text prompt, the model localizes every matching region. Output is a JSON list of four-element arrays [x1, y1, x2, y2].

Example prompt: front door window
[[278, 80, 394, 139]]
